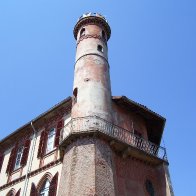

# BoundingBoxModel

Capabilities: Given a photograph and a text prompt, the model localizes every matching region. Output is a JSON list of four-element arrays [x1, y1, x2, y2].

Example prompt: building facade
[[0, 13, 173, 196]]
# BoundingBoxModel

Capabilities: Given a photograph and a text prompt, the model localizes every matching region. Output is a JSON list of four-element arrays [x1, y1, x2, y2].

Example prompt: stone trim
[[36, 172, 53, 191], [0, 159, 62, 191], [75, 53, 109, 68], [77, 34, 107, 46], [74, 17, 111, 40], [0, 96, 72, 150]]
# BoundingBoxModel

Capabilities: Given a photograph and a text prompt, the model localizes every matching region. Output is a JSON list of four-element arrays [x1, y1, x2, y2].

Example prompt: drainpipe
[[22, 121, 37, 196]]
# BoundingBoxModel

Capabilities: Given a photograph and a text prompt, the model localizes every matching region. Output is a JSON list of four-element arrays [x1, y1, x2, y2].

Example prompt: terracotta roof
[[112, 96, 166, 145], [0, 95, 165, 148], [0, 96, 72, 148]]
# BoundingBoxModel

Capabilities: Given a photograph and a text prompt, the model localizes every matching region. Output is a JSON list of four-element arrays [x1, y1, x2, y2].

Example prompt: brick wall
[[58, 137, 115, 196], [114, 153, 168, 196]]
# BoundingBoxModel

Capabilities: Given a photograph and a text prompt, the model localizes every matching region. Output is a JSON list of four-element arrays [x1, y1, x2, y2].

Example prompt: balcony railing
[[60, 116, 167, 161]]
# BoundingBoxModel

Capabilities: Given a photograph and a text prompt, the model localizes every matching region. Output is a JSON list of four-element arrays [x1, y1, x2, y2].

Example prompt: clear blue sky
[[0, 1, 195, 195]]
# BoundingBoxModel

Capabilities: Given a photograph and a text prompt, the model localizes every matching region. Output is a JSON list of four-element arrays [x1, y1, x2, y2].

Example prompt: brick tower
[[71, 13, 112, 122], [58, 13, 173, 196]]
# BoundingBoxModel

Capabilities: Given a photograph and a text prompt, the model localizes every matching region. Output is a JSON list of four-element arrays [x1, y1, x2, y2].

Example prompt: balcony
[[60, 116, 167, 164]]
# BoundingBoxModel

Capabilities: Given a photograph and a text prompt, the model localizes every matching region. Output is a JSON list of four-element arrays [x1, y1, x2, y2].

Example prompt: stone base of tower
[[58, 137, 116, 196]]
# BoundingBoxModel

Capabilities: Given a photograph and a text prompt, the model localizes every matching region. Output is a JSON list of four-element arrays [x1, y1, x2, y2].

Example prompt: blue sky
[[0, 0, 195, 195]]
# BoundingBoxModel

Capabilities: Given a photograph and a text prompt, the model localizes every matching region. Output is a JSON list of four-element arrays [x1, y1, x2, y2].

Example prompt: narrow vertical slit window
[[102, 30, 106, 40], [73, 88, 78, 104], [145, 179, 155, 196], [80, 28, 85, 37], [97, 45, 103, 52]]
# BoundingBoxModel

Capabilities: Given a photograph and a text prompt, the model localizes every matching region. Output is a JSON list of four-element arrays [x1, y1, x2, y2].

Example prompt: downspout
[[163, 162, 174, 196], [22, 121, 37, 196]]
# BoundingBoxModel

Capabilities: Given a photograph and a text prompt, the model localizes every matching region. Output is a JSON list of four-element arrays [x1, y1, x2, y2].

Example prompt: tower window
[[102, 30, 106, 40], [73, 87, 78, 103], [145, 179, 155, 196], [80, 28, 85, 37], [97, 45, 103, 52]]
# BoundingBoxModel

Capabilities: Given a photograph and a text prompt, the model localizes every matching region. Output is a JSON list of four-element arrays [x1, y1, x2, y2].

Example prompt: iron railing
[[60, 116, 167, 161]]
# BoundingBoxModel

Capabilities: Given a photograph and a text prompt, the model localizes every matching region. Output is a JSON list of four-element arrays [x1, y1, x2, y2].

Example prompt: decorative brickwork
[[77, 34, 106, 46]]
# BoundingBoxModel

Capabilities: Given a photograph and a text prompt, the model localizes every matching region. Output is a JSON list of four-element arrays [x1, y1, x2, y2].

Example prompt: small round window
[[145, 179, 154, 196]]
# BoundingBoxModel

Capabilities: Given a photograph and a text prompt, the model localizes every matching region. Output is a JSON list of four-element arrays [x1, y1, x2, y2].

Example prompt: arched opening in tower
[[73, 87, 78, 104]]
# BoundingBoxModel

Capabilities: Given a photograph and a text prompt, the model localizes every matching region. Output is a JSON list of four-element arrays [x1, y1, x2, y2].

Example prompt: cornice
[[74, 17, 111, 40], [77, 34, 107, 46], [0, 97, 72, 150], [0, 159, 62, 191]]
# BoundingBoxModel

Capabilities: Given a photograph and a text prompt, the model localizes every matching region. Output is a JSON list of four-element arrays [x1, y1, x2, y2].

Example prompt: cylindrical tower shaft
[[58, 14, 116, 196], [72, 13, 112, 121]]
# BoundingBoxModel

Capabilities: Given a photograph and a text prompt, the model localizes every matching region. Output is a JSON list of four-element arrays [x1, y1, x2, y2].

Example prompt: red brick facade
[[114, 154, 167, 196]]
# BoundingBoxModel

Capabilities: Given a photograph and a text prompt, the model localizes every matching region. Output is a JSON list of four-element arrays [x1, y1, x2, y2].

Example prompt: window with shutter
[[30, 183, 38, 196], [54, 120, 64, 147], [0, 153, 4, 172], [6, 144, 18, 174], [21, 139, 31, 166], [49, 172, 58, 196], [38, 120, 64, 157], [6, 148, 14, 173], [14, 146, 24, 170], [46, 128, 56, 154], [37, 130, 47, 158], [39, 179, 50, 196], [6, 139, 31, 173]]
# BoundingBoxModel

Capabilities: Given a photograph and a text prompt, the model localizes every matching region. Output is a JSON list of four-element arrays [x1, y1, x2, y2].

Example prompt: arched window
[[145, 179, 155, 196], [7, 192, 14, 196], [80, 28, 85, 37], [6, 189, 16, 196], [39, 179, 50, 196], [30, 183, 38, 196]]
